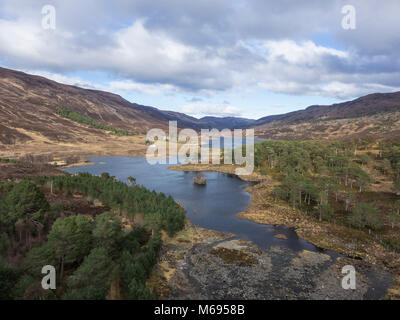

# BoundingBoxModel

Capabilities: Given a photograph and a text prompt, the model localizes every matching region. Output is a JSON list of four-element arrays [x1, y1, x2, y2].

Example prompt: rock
[[275, 234, 288, 240], [193, 173, 206, 185], [210, 247, 258, 266]]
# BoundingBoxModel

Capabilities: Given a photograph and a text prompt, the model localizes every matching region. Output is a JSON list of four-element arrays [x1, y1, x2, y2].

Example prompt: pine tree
[[92, 212, 123, 258], [63, 248, 117, 300]]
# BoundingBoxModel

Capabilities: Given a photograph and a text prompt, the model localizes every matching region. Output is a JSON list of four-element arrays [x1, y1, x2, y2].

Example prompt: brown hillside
[[0, 67, 173, 146], [254, 92, 400, 140]]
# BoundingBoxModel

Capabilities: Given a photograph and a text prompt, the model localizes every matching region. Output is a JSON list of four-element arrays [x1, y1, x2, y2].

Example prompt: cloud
[[319, 82, 400, 100], [0, 0, 400, 102], [187, 97, 203, 103], [181, 103, 242, 118], [0, 18, 235, 91], [254, 40, 400, 99]]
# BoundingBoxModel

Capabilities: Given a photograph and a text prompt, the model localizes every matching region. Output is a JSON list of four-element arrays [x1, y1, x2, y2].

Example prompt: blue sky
[[0, 0, 399, 119]]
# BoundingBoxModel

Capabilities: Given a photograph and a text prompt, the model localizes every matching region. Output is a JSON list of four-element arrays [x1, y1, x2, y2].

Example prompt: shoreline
[[61, 161, 102, 168], [168, 163, 400, 299], [20, 154, 400, 299]]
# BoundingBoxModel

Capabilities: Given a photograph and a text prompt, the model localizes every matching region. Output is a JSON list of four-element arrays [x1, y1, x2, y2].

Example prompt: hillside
[[0, 67, 256, 142], [0, 67, 260, 157], [1, 66, 400, 158], [0, 67, 192, 144], [254, 92, 400, 140]]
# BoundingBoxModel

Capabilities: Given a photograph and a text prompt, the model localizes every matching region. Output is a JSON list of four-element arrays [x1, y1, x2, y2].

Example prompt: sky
[[0, 0, 399, 119]]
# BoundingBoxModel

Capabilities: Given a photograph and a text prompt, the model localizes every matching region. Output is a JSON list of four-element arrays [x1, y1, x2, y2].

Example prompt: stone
[[193, 173, 206, 185]]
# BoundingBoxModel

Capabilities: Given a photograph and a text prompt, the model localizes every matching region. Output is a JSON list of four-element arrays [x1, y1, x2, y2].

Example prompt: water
[[203, 137, 265, 149], [64, 156, 393, 298], [64, 156, 328, 253]]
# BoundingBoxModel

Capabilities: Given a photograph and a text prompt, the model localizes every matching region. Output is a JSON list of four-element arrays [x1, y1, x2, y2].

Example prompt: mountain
[[0, 67, 159, 144], [0, 67, 251, 148], [253, 92, 400, 140], [143, 111, 255, 130], [255, 92, 400, 127], [0, 66, 399, 156]]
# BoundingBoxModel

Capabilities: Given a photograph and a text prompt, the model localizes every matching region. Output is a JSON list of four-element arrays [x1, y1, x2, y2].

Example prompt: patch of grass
[[57, 108, 134, 136], [0, 158, 18, 164], [210, 247, 258, 266]]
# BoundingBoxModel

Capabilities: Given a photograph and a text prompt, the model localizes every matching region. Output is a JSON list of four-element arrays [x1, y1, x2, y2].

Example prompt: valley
[[1, 67, 400, 160], [1, 68, 400, 300]]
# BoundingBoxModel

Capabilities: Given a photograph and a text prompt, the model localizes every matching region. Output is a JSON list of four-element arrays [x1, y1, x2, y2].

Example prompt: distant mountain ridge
[[252, 91, 400, 140], [0, 67, 258, 146], [0, 66, 399, 147]]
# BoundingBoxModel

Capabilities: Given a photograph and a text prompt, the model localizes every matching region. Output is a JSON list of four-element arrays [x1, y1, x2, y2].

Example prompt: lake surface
[[64, 156, 328, 253]]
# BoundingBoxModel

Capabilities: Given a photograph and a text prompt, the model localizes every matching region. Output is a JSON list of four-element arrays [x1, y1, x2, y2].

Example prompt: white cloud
[[0, 18, 232, 90], [0, 19, 43, 62], [17, 34, 400, 102], [181, 103, 242, 118], [252, 40, 400, 99], [107, 80, 177, 96], [319, 82, 400, 100], [260, 40, 348, 64]]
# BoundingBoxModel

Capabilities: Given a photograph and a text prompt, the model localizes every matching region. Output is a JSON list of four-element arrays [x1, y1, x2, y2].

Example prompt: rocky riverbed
[[148, 222, 392, 300]]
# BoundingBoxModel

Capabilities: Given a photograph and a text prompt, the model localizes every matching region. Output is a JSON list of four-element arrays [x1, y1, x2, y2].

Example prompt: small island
[[193, 172, 207, 185]]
